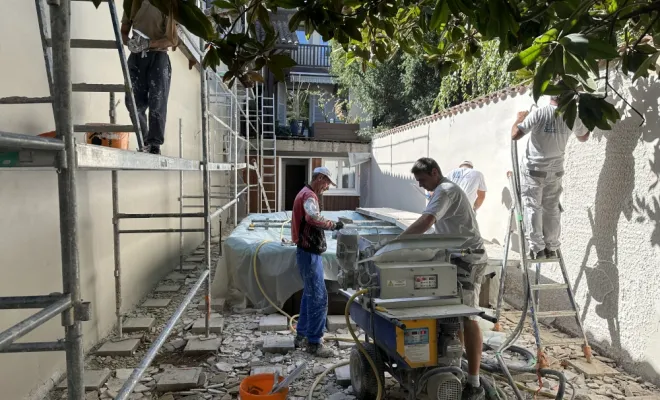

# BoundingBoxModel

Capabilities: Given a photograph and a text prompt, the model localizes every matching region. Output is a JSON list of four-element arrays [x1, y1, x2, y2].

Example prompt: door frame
[[278, 156, 313, 212]]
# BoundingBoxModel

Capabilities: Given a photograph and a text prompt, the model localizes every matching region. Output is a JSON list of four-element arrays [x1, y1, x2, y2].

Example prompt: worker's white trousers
[[520, 170, 563, 253]]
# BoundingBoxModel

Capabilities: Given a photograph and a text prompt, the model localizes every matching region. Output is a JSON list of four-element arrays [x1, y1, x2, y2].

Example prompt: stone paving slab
[[191, 314, 224, 334], [326, 315, 356, 331], [186, 255, 204, 262], [57, 369, 112, 390], [251, 365, 286, 376], [335, 365, 351, 387], [142, 298, 171, 308], [155, 284, 181, 293], [196, 298, 225, 312], [123, 317, 156, 333], [262, 336, 295, 354], [165, 272, 188, 280], [156, 367, 202, 392], [259, 314, 288, 332], [95, 338, 141, 357], [181, 264, 198, 271], [183, 337, 222, 355], [568, 358, 621, 378]]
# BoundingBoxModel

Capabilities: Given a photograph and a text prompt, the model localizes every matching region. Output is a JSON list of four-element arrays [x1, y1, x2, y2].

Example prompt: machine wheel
[[349, 343, 385, 400]]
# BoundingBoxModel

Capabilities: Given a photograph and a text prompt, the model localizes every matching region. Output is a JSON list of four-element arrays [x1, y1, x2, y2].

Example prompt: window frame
[[321, 157, 360, 196]]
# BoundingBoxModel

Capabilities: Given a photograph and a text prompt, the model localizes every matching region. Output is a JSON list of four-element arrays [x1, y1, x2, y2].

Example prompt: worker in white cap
[[511, 94, 590, 260], [447, 161, 487, 212], [290, 166, 344, 357]]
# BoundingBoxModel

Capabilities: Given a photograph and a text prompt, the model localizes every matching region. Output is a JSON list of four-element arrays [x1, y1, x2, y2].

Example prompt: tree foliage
[[109, 0, 660, 130], [330, 45, 442, 129]]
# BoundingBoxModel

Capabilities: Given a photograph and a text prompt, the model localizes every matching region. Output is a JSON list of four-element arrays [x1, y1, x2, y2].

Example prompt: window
[[296, 30, 309, 44], [322, 158, 359, 195]]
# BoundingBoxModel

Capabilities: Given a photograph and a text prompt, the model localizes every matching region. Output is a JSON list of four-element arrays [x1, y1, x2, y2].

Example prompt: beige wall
[[0, 2, 230, 399], [367, 74, 660, 383]]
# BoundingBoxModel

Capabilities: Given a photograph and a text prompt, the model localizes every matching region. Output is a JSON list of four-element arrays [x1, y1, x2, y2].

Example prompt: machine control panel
[[403, 327, 430, 363], [414, 274, 438, 290]]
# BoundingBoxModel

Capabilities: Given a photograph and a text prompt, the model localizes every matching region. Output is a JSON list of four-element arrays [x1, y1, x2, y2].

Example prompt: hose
[[307, 360, 350, 400], [306, 289, 383, 400]]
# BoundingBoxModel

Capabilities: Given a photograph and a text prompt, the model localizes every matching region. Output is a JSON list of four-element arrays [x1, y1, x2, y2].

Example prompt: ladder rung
[[73, 83, 127, 93], [0, 96, 52, 104], [530, 283, 568, 290], [534, 311, 578, 318], [525, 257, 560, 265], [74, 124, 135, 133], [541, 337, 584, 346], [46, 39, 117, 49]]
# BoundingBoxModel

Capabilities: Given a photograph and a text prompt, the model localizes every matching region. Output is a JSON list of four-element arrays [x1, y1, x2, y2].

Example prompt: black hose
[[479, 344, 537, 372]]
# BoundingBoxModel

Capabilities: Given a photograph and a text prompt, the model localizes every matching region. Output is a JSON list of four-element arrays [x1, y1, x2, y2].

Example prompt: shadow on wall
[[571, 75, 659, 357], [494, 185, 522, 253], [366, 156, 427, 213]]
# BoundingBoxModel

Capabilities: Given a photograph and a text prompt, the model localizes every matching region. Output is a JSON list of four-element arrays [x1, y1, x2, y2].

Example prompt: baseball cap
[[313, 166, 336, 186], [460, 160, 473, 168]]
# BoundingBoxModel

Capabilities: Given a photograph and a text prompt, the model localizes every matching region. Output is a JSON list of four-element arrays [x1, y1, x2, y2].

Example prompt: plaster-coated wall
[[0, 2, 228, 399], [366, 74, 660, 383]]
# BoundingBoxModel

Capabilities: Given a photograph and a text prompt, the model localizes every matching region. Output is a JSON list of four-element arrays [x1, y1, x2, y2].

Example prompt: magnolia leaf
[[430, 0, 450, 31], [212, 0, 236, 9], [632, 52, 660, 82], [246, 71, 265, 82], [586, 37, 619, 59], [532, 55, 553, 102], [560, 33, 589, 58], [507, 43, 542, 71], [560, 97, 578, 130]]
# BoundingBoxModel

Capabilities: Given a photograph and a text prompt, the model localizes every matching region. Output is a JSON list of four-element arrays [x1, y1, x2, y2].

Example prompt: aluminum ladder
[[260, 92, 277, 213], [495, 137, 593, 365], [0, 0, 145, 150]]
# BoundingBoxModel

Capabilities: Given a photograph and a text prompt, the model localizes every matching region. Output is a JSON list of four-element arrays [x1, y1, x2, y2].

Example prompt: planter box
[[312, 122, 360, 141]]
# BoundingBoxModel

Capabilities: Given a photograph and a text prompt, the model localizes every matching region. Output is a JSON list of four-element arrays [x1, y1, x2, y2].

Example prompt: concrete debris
[[45, 242, 660, 400]]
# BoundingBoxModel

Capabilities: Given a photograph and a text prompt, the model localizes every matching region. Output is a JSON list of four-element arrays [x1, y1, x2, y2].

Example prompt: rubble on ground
[[47, 238, 660, 400]]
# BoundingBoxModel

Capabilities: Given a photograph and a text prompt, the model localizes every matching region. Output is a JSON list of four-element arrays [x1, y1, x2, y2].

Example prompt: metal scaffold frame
[[0, 1, 272, 399]]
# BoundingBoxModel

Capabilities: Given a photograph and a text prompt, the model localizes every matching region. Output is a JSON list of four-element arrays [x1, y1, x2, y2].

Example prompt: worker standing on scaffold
[[399, 157, 488, 400], [291, 167, 345, 358], [511, 92, 590, 260]]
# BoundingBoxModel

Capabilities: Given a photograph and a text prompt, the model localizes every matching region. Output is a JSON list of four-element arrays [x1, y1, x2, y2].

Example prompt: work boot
[[544, 249, 558, 259], [306, 342, 335, 358], [462, 384, 485, 400], [149, 145, 161, 155], [529, 250, 545, 260], [294, 335, 307, 349], [141, 144, 152, 153]]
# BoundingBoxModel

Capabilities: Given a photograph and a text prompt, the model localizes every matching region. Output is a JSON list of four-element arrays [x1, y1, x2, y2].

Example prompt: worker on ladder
[[121, 0, 179, 155], [511, 92, 590, 260]]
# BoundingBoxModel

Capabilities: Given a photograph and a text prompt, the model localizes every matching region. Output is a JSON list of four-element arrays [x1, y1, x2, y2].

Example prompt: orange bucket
[[239, 374, 289, 400]]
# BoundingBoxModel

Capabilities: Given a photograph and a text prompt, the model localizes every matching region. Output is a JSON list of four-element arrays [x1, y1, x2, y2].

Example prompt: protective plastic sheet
[[214, 211, 393, 311]]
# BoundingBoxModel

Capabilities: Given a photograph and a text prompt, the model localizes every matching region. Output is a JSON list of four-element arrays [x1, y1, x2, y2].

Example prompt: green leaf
[[563, 50, 590, 80], [632, 51, 660, 82], [430, 0, 450, 31], [586, 37, 619, 59], [212, 0, 236, 9], [343, 20, 363, 41], [288, 10, 305, 33], [268, 54, 297, 69], [532, 55, 553, 102], [92, 0, 103, 7], [507, 44, 542, 71], [606, 0, 618, 14], [561, 98, 578, 130], [202, 47, 221, 72], [560, 33, 589, 58]]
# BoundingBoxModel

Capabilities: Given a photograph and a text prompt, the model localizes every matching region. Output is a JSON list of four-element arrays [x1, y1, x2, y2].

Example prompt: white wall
[[367, 75, 660, 383], [0, 2, 228, 399]]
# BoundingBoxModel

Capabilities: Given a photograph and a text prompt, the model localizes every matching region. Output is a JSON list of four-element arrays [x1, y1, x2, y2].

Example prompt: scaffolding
[[0, 1, 270, 399]]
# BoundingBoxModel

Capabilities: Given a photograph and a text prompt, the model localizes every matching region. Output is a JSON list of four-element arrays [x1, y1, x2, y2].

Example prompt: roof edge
[[373, 84, 529, 139]]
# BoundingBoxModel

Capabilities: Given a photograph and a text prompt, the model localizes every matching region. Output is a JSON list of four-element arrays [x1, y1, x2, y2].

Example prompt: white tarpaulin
[[212, 211, 402, 311], [348, 152, 371, 167]]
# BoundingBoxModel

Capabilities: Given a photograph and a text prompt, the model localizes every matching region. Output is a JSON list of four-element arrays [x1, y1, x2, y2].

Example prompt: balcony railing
[[291, 44, 331, 68]]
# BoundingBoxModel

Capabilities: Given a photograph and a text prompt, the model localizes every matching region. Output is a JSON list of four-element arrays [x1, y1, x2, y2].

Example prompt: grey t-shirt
[[518, 105, 589, 172], [423, 178, 487, 264]]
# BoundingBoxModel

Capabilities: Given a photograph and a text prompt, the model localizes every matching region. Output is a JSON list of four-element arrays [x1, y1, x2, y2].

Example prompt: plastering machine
[[336, 230, 497, 400], [335, 229, 568, 400]]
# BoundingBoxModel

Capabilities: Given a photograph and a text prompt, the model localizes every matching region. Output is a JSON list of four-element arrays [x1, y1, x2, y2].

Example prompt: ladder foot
[[537, 350, 549, 368], [492, 322, 503, 332], [583, 345, 593, 363]]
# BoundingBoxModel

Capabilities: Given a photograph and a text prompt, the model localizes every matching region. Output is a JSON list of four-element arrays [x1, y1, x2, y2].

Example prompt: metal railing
[[290, 44, 331, 68]]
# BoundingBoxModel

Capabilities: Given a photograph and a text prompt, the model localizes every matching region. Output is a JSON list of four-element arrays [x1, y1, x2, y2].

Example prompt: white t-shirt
[[518, 105, 589, 172], [423, 178, 487, 263], [447, 167, 487, 205]]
